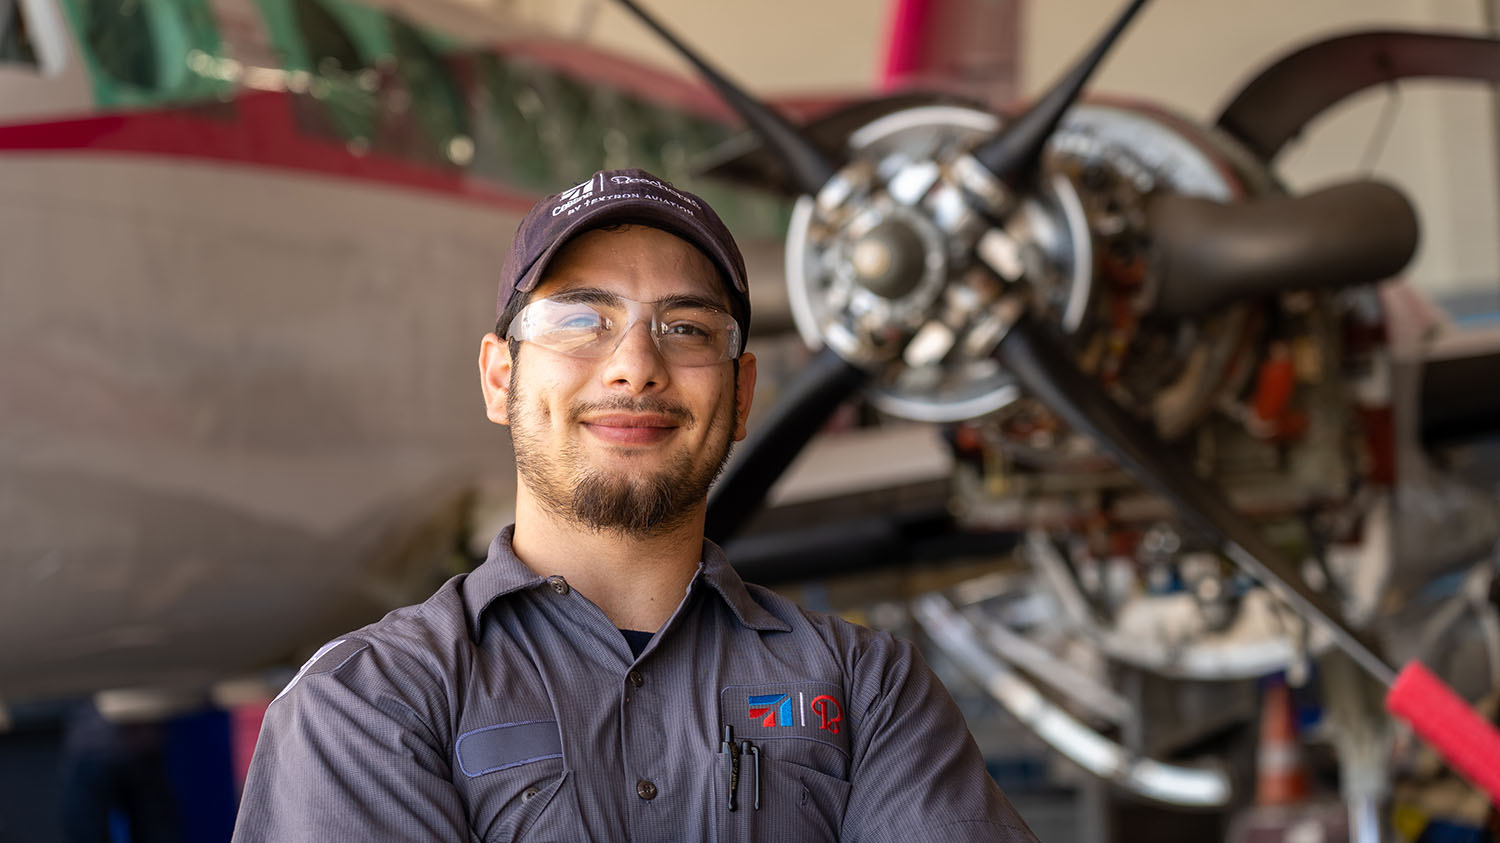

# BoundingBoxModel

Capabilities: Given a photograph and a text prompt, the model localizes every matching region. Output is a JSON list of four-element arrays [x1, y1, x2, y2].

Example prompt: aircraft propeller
[[613, 0, 872, 538], [965, 0, 1147, 188], [614, 0, 838, 195], [611, 0, 1412, 682], [615, 0, 1160, 546], [608, 0, 1500, 802]]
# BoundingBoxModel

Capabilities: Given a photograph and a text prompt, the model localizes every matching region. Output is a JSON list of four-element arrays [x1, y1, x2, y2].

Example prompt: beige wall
[[1024, 0, 1500, 303], [512, 0, 887, 93]]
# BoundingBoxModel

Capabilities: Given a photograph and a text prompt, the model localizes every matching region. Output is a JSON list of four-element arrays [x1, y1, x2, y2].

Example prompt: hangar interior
[[1, 0, 1500, 840]]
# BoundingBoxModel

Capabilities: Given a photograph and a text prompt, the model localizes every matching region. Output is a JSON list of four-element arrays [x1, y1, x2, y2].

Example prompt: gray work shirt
[[233, 527, 1037, 842]]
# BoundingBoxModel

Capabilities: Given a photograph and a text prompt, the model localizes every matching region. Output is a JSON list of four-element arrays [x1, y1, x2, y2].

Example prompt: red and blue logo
[[747, 693, 793, 727]]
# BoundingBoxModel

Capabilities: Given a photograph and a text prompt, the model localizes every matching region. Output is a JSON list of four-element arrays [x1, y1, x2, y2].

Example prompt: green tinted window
[[1, 0, 39, 66], [84, 0, 156, 88], [62, 0, 225, 105], [285, 0, 376, 143], [271, 0, 474, 160], [612, 95, 684, 178], [471, 53, 551, 189], [541, 71, 606, 182], [389, 17, 469, 167], [293, 0, 361, 76]]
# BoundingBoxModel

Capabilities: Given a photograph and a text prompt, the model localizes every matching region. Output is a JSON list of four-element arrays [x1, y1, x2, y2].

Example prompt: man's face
[[479, 225, 756, 535]]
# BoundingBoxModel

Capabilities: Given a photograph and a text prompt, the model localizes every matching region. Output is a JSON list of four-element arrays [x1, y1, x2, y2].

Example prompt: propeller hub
[[849, 219, 927, 299], [784, 101, 1257, 425]]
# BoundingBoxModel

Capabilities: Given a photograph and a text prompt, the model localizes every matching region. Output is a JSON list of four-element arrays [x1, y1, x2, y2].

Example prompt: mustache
[[568, 395, 694, 425]]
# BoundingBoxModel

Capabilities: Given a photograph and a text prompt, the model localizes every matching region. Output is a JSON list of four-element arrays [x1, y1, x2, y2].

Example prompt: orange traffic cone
[[1255, 679, 1311, 805]]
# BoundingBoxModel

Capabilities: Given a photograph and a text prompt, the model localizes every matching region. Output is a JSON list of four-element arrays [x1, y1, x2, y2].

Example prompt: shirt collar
[[463, 526, 791, 639], [463, 526, 547, 641], [696, 538, 792, 633]]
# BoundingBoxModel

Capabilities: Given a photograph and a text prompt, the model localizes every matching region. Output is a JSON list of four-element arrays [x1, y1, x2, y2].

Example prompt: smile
[[579, 414, 681, 446]]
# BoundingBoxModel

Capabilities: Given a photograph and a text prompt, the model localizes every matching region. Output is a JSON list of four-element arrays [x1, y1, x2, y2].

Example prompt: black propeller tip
[[969, 0, 1149, 188], [614, 0, 839, 196]]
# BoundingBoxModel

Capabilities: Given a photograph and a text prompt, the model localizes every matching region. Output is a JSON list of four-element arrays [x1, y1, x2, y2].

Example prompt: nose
[[599, 318, 670, 393]]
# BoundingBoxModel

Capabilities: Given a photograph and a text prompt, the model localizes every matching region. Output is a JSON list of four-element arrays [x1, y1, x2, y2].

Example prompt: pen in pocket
[[722, 725, 740, 811], [740, 739, 760, 811]]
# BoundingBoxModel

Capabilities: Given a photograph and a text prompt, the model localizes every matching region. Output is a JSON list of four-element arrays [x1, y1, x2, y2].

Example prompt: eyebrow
[[549, 287, 619, 306], [656, 293, 731, 312], [548, 287, 729, 312]]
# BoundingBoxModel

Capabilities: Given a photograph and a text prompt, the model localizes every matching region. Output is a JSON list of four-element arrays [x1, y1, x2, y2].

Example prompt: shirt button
[[522, 786, 540, 802], [636, 779, 657, 800], [627, 670, 644, 688], [547, 576, 569, 595]]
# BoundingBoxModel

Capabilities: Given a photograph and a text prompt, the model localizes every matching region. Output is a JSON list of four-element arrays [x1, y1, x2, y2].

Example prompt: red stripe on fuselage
[[0, 91, 540, 209]]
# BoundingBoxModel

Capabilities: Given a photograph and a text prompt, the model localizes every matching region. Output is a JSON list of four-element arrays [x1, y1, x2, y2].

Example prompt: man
[[233, 169, 1038, 842]]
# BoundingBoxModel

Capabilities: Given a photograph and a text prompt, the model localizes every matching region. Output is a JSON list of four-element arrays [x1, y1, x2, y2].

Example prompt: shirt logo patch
[[720, 682, 851, 757], [810, 694, 843, 734], [747, 693, 793, 727]]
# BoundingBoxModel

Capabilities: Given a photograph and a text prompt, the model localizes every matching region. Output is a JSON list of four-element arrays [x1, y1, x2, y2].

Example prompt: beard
[[507, 361, 738, 537]]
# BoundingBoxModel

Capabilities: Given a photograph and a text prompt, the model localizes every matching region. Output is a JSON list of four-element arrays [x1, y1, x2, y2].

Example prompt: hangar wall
[[512, 0, 886, 92]]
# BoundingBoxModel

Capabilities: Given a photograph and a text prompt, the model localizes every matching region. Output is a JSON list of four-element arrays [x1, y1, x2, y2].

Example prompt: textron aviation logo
[[747, 692, 843, 733], [550, 175, 597, 216], [747, 693, 793, 727]]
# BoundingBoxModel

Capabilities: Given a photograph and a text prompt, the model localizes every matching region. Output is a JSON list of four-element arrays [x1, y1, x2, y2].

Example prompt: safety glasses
[[507, 293, 741, 367]]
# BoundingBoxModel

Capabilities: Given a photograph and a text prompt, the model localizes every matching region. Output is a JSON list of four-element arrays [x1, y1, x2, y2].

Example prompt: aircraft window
[[594, 88, 633, 171], [537, 71, 606, 181], [613, 95, 679, 178], [292, 0, 362, 76], [388, 18, 470, 167], [67, 0, 219, 101], [679, 114, 766, 232], [1, 0, 39, 67], [83, 0, 157, 88], [286, 0, 377, 143], [471, 53, 552, 189]]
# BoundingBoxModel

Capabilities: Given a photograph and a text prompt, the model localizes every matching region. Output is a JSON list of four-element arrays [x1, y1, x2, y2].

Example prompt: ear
[[732, 351, 757, 441], [478, 333, 514, 425]]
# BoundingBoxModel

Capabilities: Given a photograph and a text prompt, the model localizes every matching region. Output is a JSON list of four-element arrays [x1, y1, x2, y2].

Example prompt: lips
[[580, 413, 681, 445]]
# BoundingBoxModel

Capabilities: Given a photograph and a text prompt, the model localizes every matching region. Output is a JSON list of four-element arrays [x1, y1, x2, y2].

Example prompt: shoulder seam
[[271, 638, 370, 704]]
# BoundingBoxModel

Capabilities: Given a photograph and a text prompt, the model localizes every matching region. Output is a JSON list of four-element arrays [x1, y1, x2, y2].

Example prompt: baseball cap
[[495, 168, 751, 350]]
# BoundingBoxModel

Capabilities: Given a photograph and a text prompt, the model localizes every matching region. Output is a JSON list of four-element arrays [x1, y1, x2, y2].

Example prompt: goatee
[[509, 388, 736, 537], [569, 451, 710, 535]]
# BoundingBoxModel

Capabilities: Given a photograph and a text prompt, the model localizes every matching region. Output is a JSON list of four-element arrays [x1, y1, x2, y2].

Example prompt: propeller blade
[[695, 92, 969, 195], [1146, 180, 1418, 317], [614, 0, 838, 195], [707, 346, 868, 544], [992, 315, 1397, 686], [968, 0, 1148, 186]]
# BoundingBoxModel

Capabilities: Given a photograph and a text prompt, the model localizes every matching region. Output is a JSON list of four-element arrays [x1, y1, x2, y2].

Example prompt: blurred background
[[2, 0, 1499, 839]]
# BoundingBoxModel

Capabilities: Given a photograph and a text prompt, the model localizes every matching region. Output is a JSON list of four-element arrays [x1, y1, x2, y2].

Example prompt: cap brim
[[514, 197, 748, 300]]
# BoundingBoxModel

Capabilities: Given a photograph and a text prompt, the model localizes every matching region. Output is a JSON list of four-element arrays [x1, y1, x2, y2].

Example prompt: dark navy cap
[[495, 169, 750, 347]]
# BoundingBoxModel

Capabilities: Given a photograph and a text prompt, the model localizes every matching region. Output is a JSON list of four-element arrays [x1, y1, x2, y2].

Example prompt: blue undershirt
[[619, 628, 653, 659]]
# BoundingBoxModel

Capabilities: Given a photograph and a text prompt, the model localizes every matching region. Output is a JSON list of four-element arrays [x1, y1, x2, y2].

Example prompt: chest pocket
[[715, 682, 853, 841], [712, 741, 852, 843], [455, 720, 570, 842]]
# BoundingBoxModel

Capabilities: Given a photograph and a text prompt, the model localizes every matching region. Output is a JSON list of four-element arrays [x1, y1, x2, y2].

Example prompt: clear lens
[[509, 296, 739, 366]]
